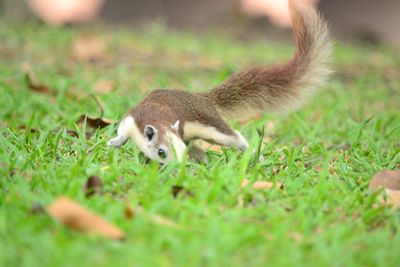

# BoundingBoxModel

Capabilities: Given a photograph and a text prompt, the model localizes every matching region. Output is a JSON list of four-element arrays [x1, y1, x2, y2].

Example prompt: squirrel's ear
[[144, 125, 158, 142], [170, 120, 180, 131]]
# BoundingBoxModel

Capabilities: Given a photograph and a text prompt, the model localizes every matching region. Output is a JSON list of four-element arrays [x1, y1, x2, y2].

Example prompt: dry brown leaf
[[241, 178, 283, 190], [17, 125, 39, 133], [93, 80, 114, 94], [76, 115, 113, 129], [65, 129, 92, 139], [25, 71, 53, 95], [23, 64, 80, 100], [75, 95, 113, 129], [369, 170, 400, 191], [46, 197, 124, 240], [84, 176, 103, 197], [124, 205, 134, 220], [72, 34, 107, 63], [28, 83, 81, 101], [171, 185, 194, 198]]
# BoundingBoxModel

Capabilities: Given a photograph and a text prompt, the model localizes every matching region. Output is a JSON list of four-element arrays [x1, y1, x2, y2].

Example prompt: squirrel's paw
[[188, 143, 207, 163], [107, 135, 128, 148]]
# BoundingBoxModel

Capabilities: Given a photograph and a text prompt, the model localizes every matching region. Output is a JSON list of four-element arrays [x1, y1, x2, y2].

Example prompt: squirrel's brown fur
[[130, 89, 236, 137], [108, 0, 332, 163]]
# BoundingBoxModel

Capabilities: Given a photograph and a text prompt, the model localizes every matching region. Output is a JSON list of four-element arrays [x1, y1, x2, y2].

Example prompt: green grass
[[1, 21, 400, 267]]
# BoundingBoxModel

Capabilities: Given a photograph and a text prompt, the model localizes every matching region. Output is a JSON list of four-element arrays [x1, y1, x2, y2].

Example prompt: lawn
[[0, 21, 399, 267]]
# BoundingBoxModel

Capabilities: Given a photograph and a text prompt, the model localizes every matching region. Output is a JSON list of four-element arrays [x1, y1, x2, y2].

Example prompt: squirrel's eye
[[158, 148, 167, 159]]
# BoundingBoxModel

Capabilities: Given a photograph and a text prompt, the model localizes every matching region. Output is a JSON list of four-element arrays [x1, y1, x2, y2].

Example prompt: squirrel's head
[[138, 120, 186, 164]]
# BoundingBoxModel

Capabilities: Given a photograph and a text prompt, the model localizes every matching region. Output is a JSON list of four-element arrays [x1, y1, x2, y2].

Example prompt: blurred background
[[1, 0, 400, 46]]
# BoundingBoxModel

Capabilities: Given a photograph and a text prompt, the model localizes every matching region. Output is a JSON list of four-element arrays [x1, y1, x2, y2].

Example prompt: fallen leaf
[[25, 71, 53, 95], [369, 170, 400, 191], [23, 64, 81, 100], [17, 125, 39, 133], [76, 115, 113, 129], [124, 205, 134, 220], [46, 197, 125, 240], [72, 34, 107, 63], [171, 185, 194, 198], [93, 80, 114, 94], [84, 176, 103, 197], [241, 178, 283, 190], [75, 95, 113, 129], [65, 129, 92, 140]]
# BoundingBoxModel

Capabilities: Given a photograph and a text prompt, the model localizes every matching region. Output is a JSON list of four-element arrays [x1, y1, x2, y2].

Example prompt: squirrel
[[107, 0, 332, 164]]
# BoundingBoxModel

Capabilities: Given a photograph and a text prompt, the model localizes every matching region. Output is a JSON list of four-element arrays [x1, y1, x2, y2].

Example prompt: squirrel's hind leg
[[233, 130, 249, 151], [208, 129, 248, 151]]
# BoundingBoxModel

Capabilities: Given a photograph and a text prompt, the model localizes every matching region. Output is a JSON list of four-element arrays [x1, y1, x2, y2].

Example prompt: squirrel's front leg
[[107, 117, 131, 148], [183, 121, 249, 151], [187, 140, 207, 163]]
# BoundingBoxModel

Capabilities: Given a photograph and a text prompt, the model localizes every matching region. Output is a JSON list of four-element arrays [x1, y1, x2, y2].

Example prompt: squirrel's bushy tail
[[206, 0, 332, 120]]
